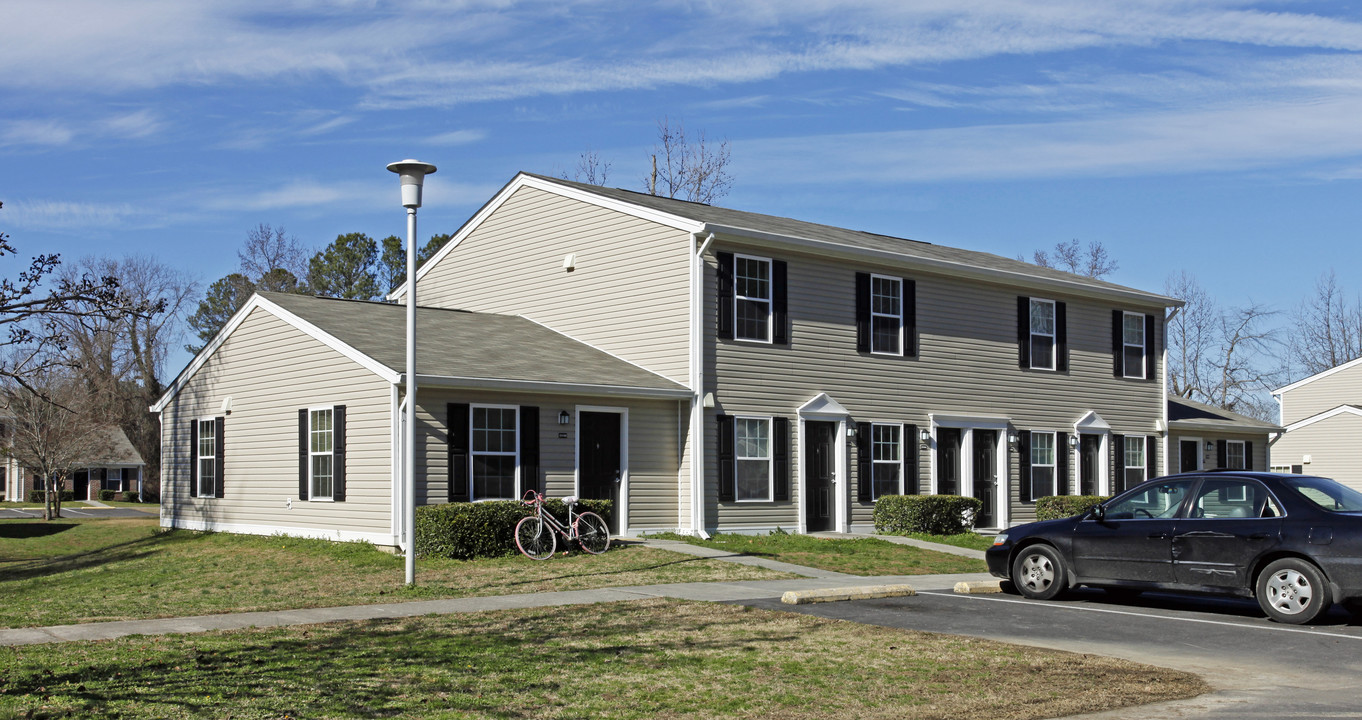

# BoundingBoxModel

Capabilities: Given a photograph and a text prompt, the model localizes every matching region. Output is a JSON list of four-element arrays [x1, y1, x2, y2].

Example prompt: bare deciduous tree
[[561, 149, 611, 187], [239, 224, 307, 283], [5, 368, 114, 519], [1027, 239, 1119, 279], [1285, 270, 1362, 379], [644, 117, 733, 204]]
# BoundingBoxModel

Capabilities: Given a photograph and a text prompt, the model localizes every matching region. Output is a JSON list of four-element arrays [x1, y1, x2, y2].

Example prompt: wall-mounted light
[[919, 428, 931, 448], [845, 421, 857, 438], [1205, 440, 1214, 452], [558, 411, 571, 425], [1007, 431, 1020, 449], [1068, 434, 1079, 449]]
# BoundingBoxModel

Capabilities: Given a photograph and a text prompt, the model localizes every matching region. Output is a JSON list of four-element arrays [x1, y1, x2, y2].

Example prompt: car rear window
[[1282, 476, 1362, 513]]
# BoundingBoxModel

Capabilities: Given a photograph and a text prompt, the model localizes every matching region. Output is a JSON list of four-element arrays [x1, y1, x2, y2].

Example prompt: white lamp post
[[387, 159, 437, 586]]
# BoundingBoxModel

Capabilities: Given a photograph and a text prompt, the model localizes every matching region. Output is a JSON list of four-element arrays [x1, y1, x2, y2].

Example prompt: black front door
[[937, 428, 961, 495], [579, 411, 622, 533], [804, 421, 836, 532], [972, 430, 997, 528], [1179, 440, 1200, 473], [1080, 435, 1101, 496]]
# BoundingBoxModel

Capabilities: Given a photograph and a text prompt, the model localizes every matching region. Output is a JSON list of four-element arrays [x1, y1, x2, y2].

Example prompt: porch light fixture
[[1007, 431, 1019, 449], [388, 158, 437, 588], [1205, 441, 1214, 452], [558, 410, 571, 425], [1068, 434, 1079, 449], [845, 421, 856, 438], [919, 428, 931, 448]]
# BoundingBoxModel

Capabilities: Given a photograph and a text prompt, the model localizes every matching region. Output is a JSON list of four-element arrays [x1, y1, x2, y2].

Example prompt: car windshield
[[1281, 476, 1362, 513]]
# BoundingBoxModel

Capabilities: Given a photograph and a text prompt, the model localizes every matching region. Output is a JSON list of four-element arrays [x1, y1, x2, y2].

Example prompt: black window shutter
[[856, 423, 872, 502], [189, 419, 198, 497], [773, 417, 790, 501], [1146, 436, 1157, 479], [1057, 433, 1070, 495], [1110, 433, 1125, 495], [904, 279, 917, 357], [1017, 297, 1030, 368], [716, 252, 734, 341], [904, 423, 919, 494], [1112, 310, 1125, 377], [1245, 441, 1254, 471], [520, 406, 540, 496], [855, 272, 870, 353], [214, 416, 225, 498], [297, 409, 309, 501], [772, 260, 789, 345], [717, 415, 735, 502], [332, 405, 346, 502], [1144, 314, 1157, 382], [1216, 440, 1227, 469], [1018, 431, 1032, 503], [448, 403, 470, 502], [1056, 302, 1068, 371]]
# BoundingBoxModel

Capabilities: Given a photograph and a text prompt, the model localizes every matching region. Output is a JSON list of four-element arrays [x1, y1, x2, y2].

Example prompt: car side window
[[1104, 480, 1194, 520], [1189, 479, 1259, 518]]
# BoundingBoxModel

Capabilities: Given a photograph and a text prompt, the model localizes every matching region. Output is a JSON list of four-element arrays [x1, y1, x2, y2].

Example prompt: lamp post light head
[[386, 159, 438, 209]]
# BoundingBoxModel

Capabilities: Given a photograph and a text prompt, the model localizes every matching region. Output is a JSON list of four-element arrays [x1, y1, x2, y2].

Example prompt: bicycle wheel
[[515, 516, 556, 560], [574, 512, 611, 555]]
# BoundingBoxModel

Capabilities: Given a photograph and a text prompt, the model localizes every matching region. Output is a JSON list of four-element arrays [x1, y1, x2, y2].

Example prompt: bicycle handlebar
[[521, 489, 542, 506]]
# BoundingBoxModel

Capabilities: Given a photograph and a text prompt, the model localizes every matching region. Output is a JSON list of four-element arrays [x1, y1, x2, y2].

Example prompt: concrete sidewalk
[[0, 534, 993, 647]]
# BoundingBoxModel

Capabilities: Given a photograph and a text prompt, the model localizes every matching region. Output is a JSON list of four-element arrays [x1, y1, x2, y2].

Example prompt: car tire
[[1011, 544, 1067, 601], [1256, 558, 1332, 625]]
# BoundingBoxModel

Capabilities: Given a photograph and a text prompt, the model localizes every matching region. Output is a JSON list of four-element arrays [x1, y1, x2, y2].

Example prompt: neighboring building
[[1166, 396, 1280, 476], [154, 172, 1181, 547], [1272, 359, 1362, 488], [1, 425, 147, 502]]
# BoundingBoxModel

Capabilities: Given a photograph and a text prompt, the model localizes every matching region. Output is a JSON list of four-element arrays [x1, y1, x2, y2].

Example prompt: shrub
[[874, 494, 982, 535], [415, 498, 613, 560], [27, 490, 75, 503], [98, 489, 118, 501], [121, 491, 140, 503], [1035, 495, 1107, 521]]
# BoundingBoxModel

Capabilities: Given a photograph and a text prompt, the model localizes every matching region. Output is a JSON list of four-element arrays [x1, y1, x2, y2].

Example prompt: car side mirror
[[1090, 505, 1105, 521]]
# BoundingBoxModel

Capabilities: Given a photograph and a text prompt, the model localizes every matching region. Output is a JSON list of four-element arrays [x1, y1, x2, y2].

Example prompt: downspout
[[690, 231, 715, 539], [1162, 306, 1181, 477]]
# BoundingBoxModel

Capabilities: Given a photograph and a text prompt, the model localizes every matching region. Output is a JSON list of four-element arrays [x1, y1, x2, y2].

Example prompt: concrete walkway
[[0, 534, 993, 647], [808, 531, 988, 559]]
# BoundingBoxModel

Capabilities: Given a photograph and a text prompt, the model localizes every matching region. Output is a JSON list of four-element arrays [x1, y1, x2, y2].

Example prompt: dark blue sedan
[[986, 472, 1362, 624]]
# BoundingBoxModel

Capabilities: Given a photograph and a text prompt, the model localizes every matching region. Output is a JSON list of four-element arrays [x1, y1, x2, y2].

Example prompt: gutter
[[408, 374, 693, 399], [688, 231, 714, 539]]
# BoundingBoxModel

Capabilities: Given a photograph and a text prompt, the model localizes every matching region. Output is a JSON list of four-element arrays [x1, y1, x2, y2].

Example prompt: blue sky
[[5, 1, 1362, 374]]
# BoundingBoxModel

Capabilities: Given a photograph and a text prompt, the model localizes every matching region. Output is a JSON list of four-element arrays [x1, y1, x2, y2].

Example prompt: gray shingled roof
[[524, 172, 1178, 306], [261, 292, 688, 394], [1168, 396, 1282, 432]]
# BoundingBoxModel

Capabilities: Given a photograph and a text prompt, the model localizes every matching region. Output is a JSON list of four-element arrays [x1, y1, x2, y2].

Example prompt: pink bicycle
[[514, 490, 611, 560]]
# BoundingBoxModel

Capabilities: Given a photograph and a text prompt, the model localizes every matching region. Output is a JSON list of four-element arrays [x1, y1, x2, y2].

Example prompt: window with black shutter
[[448, 403, 470, 502], [717, 415, 735, 502]]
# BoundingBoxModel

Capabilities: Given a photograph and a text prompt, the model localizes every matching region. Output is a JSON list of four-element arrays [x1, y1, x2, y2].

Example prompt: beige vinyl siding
[[414, 186, 692, 384], [1279, 362, 1362, 425], [160, 307, 394, 542], [705, 244, 1166, 531], [1168, 431, 1269, 473], [414, 389, 681, 534], [1272, 414, 1362, 491]]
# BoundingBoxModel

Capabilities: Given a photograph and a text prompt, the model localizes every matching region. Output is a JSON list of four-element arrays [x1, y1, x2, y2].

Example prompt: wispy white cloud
[[200, 176, 497, 213], [3, 199, 157, 230], [299, 116, 357, 136], [426, 129, 487, 146], [98, 109, 165, 139], [0, 120, 75, 147]]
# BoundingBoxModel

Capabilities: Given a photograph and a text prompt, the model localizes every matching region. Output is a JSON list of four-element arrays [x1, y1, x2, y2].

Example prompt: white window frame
[[470, 403, 520, 501], [196, 417, 216, 499], [871, 422, 903, 499], [1225, 440, 1247, 471], [733, 253, 773, 344], [104, 468, 123, 493], [1030, 431, 1057, 500], [1029, 298, 1057, 371], [308, 406, 335, 502], [1122, 311, 1147, 379], [870, 274, 903, 356], [734, 415, 774, 502], [1123, 435, 1147, 488]]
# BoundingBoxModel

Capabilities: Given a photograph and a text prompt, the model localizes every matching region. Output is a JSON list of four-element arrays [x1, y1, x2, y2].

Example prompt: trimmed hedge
[[415, 498, 613, 560], [121, 491, 140, 503], [27, 490, 75, 503], [98, 489, 118, 501], [1035, 495, 1108, 521], [874, 494, 982, 535]]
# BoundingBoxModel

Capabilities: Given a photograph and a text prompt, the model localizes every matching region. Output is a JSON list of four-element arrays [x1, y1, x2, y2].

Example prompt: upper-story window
[[871, 276, 903, 355], [1122, 312, 1146, 379], [734, 255, 772, 343], [1030, 299, 1056, 370]]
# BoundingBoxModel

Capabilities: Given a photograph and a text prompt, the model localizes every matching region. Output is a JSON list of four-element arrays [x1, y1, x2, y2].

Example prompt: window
[[197, 418, 216, 498], [1191, 479, 1276, 518], [1123, 436, 1147, 489], [1122, 312, 1146, 379], [871, 423, 902, 498], [734, 255, 771, 342], [472, 405, 518, 500], [870, 275, 902, 355], [1030, 432, 1056, 499], [309, 408, 334, 500], [103, 468, 123, 492], [735, 417, 772, 501], [1029, 299, 1056, 370], [1105, 479, 1194, 520], [1225, 440, 1246, 470]]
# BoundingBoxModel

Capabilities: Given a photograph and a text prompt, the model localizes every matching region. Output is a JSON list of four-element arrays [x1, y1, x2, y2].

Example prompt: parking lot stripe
[[918, 590, 1362, 641]]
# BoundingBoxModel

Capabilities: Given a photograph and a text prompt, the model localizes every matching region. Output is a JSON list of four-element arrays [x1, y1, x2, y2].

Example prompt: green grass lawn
[[0, 599, 1206, 720], [651, 532, 987, 575], [0, 517, 793, 628], [901, 532, 997, 552]]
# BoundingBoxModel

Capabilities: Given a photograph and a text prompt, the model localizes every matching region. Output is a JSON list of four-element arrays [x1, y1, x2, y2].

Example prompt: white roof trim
[[1282, 404, 1362, 433], [388, 173, 704, 302], [1273, 356, 1362, 396], [150, 294, 400, 413], [412, 374, 692, 399], [798, 392, 851, 417], [1073, 410, 1111, 432]]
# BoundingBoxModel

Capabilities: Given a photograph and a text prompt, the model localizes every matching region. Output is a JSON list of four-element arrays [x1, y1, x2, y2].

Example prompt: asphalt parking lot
[[0, 506, 156, 520], [741, 587, 1362, 719]]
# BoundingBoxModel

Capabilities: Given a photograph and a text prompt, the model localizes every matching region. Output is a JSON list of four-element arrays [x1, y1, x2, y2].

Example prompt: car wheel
[[1256, 558, 1332, 625], [1011, 544, 1067, 601]]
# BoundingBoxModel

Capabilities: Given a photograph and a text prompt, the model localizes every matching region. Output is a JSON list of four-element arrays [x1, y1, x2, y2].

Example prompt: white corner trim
[[1282, 404, 1362, 433], [1273, 356, 1362, 396], [388, 173, 705, 302]]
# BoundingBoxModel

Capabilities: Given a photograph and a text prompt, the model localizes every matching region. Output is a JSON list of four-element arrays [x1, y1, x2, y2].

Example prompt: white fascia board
[[412, 374, 693, 399], [150, 294, 400, 413], [388, 173, 705, 302], [701, 223, 1182, 309], [1169, 420, 1283, 434], [1273, 356, 1362, 396], [1282, 404, 1362, 433]]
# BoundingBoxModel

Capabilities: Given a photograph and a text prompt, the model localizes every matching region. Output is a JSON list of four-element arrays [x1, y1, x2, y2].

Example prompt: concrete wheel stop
[[781, 584, 917, 605]]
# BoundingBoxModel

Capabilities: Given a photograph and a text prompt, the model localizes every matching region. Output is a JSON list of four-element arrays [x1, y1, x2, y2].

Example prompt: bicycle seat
[[561, 495, 578, 505]]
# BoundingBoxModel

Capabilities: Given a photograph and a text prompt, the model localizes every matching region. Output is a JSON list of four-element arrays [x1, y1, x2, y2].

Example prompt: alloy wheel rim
[[1020, 554, 1054, 591], [1266, 568, 1313, 615]]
